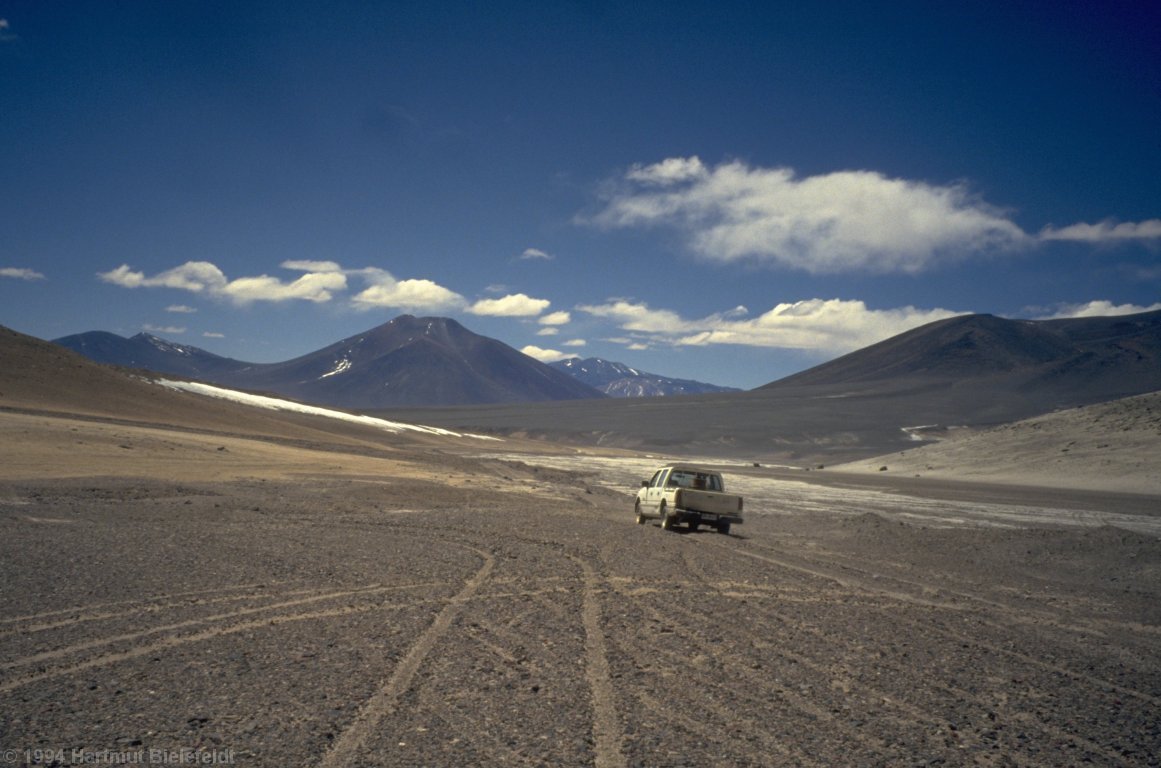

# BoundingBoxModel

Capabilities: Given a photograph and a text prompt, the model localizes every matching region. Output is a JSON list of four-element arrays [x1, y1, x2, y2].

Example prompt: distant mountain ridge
[[550, 357, 740, 397], [54, 316, 603, 408], [769, 310, 1161, 394], [52, 330, 250, 380], [375, 310, 1161, 462]]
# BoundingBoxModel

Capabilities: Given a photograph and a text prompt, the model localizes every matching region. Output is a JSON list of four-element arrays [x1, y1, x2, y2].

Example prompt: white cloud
[[1037, 300, 1161, 319], [563, 339, 587, 347], [142, 324, 185, 334], [521, 345, 572, 363], [0, 267, 45, 280], [468, 293, 551, 317], [98, 261, 345, 303], [588, 157, 1030, 274], [537, 327, 559, 336], [1039, 219, 1161, 242], [539, 310, 571, 326], [166, 304, 197, 314], [580, 297, 964, 353], [281, 259, 344, 272], [351, 269, 466, 312], [519, 247, 553, 260], [202, 332, 225, 338]]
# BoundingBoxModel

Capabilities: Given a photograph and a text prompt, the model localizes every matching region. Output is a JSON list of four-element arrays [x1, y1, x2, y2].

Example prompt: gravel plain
[[2, 409, 1160, 767]]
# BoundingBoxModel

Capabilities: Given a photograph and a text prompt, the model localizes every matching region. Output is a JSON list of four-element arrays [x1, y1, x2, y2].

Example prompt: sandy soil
[[829, 391, 1161, 495], [2, 409, 1160, 767]]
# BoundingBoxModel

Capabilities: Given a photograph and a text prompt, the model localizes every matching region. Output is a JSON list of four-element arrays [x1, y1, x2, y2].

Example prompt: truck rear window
[[666, 471, 722, 492]]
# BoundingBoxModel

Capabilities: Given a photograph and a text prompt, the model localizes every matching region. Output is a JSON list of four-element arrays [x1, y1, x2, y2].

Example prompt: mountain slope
[[53, 331, 250, 379], [223, 316, 603, 408], [550, 357, 740, 397], [769, 311, 1161, 395], [55, 316, 604, 409], [377, 310, 1161, 463]]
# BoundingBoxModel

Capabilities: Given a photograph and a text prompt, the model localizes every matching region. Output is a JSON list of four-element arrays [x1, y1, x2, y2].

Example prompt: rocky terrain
[[3, 325, 1160, 766]]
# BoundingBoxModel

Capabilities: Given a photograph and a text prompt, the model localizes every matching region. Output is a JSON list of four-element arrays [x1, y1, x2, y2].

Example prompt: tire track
[[0, 580, 294, 631], [731, 536, 1161, 708], [671, 549, 1150, 766], [0, 582, 442, 672], [319, 544, 495, 768], [569, 553, 628, 768]]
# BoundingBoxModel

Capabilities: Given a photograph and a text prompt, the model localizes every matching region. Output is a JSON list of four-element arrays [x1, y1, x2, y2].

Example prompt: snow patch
[[156, 380, 500, 441], [319, 358, 352, 379]]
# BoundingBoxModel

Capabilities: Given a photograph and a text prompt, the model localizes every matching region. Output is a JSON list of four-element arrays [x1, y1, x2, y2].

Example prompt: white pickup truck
[[634, 465, 744, 534]]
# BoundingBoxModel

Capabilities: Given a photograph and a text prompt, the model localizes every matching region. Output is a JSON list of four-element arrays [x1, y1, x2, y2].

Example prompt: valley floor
[[2, 412, 1159, 766]]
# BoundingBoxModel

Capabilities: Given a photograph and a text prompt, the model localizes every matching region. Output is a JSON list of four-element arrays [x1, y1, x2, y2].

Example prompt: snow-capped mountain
[[550, 357, 741, 397]]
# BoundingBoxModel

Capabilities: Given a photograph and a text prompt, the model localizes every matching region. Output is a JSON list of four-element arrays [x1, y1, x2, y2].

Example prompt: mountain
[[767, 310, 1161, 399], [52, 331, 250, 379], [55, 316, 604, 409], [550, 357, 741, 397], [374, 310, 1161, 463], [0, 325, 499, 451]]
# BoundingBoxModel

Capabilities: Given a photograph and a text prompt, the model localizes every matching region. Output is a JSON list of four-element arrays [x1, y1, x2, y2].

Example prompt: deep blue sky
[[2, 1, 1159, 389]]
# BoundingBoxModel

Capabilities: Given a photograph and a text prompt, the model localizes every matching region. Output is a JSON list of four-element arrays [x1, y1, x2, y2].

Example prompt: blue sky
[[2, 1, 1159, 390]]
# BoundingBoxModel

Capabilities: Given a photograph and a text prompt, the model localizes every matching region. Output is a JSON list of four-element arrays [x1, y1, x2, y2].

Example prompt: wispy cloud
[[586, 157, 1161, 274], [142, 324, 186, 335], [519, 247, 553, 260], [99, 261, 346, 303], [579, 297, 964, 353], [1035, 299, 1161, 319], [202, 331, 225, 339], [1, 267, 45, 280], [166, 304, 197, 314], [0, 19, 18, 43], [1039, 219, 1161, 243]]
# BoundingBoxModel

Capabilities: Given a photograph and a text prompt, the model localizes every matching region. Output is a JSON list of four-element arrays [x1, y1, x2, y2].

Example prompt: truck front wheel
[[634, 500, 646, 525]]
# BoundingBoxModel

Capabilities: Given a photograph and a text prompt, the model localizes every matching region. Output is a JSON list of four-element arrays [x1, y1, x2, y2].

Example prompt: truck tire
[[688, 518, 699, 532], [659, 503, 673, 531], [717, 521, 731, 535], [634, 500, 646, 525]]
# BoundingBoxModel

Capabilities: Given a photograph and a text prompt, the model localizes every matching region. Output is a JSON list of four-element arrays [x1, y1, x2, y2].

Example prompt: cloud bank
[[98, 259, 554, 320], [1037, 300, 1161, 319], [587, 157, 1161, 274], [579, 297, 964, 354]]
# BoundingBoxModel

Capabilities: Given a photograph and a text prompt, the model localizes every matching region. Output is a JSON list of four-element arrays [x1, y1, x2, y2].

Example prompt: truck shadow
[[651, 523, 748, 540]]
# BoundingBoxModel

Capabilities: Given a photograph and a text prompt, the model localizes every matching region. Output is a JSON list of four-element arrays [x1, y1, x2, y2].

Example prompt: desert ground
[[2, 399, 1160, 768]]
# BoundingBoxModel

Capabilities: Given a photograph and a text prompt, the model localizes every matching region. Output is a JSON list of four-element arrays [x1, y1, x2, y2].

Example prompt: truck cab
[[635, 465, 744, 534]]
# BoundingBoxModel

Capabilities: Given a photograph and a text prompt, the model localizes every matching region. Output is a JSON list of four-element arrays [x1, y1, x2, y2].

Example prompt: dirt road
[[2, 457, 1159, 767]]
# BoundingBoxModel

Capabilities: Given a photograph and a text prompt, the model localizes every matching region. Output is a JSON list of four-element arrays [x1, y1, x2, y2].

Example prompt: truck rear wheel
[[659, 504, 673, 531], [717, 521, 731, 535]]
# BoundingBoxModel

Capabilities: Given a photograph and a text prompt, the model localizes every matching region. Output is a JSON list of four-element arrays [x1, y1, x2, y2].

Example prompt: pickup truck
[[634, 465, 744, 534]]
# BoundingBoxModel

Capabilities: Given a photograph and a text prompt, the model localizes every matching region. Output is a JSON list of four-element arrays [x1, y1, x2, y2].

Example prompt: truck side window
[[650, 470, 667, 488]]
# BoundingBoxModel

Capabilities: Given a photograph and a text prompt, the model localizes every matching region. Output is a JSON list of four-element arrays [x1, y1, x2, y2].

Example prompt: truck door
[[647, 469, 669, 510]]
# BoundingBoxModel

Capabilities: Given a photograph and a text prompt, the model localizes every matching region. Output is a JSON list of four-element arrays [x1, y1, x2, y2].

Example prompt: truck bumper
[[675, 509, 743, 525]]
